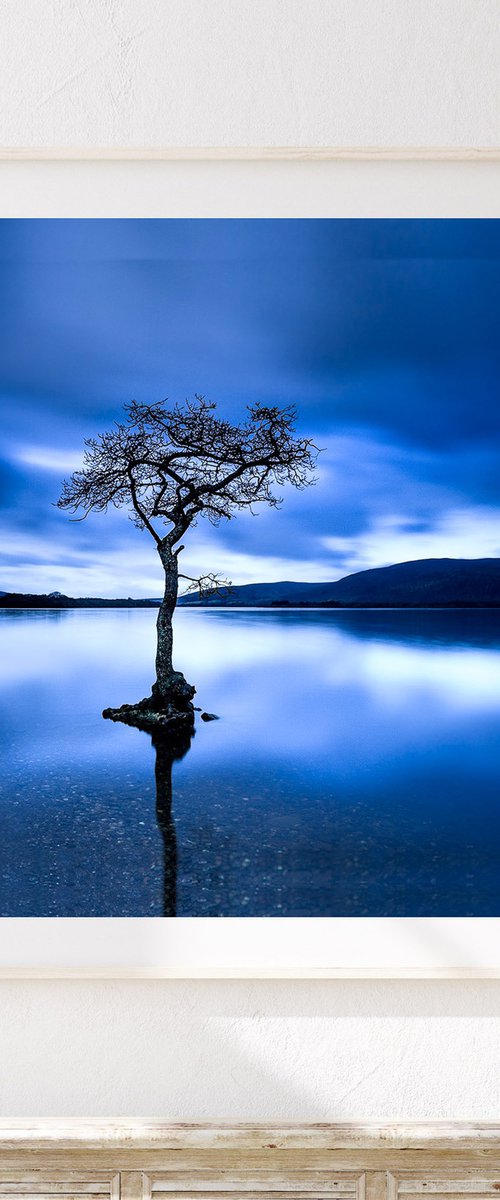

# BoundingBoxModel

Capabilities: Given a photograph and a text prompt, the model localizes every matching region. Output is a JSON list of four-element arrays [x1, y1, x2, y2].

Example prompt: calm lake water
[[1, 606, 500, 916]]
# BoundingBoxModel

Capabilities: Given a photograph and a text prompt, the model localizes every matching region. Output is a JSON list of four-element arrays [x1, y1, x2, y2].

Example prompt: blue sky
[[1, 218, 500, 597]]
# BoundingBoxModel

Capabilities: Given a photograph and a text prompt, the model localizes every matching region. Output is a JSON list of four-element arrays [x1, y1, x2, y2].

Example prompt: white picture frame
[[0, 147, 499, 977]]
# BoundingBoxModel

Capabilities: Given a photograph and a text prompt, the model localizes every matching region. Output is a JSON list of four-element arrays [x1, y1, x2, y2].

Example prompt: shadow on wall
[[0, 978, 499, 1116]]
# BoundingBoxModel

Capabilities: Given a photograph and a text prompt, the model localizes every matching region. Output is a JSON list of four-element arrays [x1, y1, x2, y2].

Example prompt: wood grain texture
[[2, 1126, 500, 1150], [1, 1127, 500, 1196], [0, 1127, 500, 1162], [0, 148, 499, 162]]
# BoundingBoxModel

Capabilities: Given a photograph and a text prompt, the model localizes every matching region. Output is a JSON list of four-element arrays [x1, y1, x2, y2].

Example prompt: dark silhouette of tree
[[58, 395, 318, 730], [151, 723, 194, 916]]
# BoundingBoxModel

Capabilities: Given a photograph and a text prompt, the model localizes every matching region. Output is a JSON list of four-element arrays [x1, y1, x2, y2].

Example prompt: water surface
[[1, 606, 500, 916]]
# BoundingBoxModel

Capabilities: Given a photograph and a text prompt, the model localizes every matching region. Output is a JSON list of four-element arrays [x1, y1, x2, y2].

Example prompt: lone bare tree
[[58, 396, 318, 733]]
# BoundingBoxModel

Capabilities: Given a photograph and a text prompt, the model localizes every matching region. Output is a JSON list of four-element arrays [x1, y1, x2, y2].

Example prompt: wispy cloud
[[15, 446, 84, 473], [323, 508, 500, 575]]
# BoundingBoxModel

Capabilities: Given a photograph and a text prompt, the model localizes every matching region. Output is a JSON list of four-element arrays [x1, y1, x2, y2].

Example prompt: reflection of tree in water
[[151, 726, 194, 916]]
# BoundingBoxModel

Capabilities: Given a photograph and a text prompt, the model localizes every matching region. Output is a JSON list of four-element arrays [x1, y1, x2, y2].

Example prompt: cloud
[[322, 508, 500, 575], [177, 542, 333, 588], [0, 535, 165, 597], [14, 446, 84, 473]]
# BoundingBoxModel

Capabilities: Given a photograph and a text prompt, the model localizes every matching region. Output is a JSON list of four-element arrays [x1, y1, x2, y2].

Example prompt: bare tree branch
[[57, 395, 319, 552], [178, 571, 233, 601]]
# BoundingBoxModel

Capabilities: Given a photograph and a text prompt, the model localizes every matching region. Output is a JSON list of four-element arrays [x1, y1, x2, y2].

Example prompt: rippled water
[[1, 606, 500, 916]]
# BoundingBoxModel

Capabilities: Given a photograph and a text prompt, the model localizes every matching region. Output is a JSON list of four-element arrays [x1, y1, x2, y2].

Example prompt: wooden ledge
[[0, 1123, 499, 1151]]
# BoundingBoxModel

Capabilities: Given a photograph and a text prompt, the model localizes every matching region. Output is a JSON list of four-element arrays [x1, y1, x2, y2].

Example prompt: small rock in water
[[193, 706, 202, 711], [201, 711, 219, 722]]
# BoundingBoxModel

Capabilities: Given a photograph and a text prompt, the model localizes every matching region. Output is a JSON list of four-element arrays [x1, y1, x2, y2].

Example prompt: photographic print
[[1, 216, 500, 922]]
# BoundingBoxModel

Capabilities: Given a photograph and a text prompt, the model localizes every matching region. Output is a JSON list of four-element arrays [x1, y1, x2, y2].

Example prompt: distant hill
[[330, 558, 500, 606], [178, 558, 500, 608]]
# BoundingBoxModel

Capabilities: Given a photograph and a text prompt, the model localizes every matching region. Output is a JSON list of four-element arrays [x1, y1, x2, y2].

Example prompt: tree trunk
[[102, 541, 195, 733], [151, 542, 196, 713], [155, 542, 178, 694]]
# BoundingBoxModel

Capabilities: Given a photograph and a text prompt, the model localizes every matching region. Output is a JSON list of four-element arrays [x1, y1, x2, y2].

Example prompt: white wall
[[0, 0, 499, 150], [1, 980, 500, 1117], [1, 0, 500, 1119]]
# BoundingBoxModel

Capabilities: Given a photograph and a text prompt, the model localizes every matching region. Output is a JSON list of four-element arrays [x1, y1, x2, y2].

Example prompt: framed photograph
[[0, 147, 499, 976]]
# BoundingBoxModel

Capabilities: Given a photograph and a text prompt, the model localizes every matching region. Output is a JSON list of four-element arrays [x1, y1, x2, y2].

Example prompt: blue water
[[1, 606, 500, 916]]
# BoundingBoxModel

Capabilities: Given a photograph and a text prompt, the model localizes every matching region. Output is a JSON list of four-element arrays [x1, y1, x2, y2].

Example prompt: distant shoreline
[[1, 600, 500, 611]]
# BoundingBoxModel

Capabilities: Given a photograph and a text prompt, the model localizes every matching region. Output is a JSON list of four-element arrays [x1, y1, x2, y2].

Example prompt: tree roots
[[103, 671, 196, 737]]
